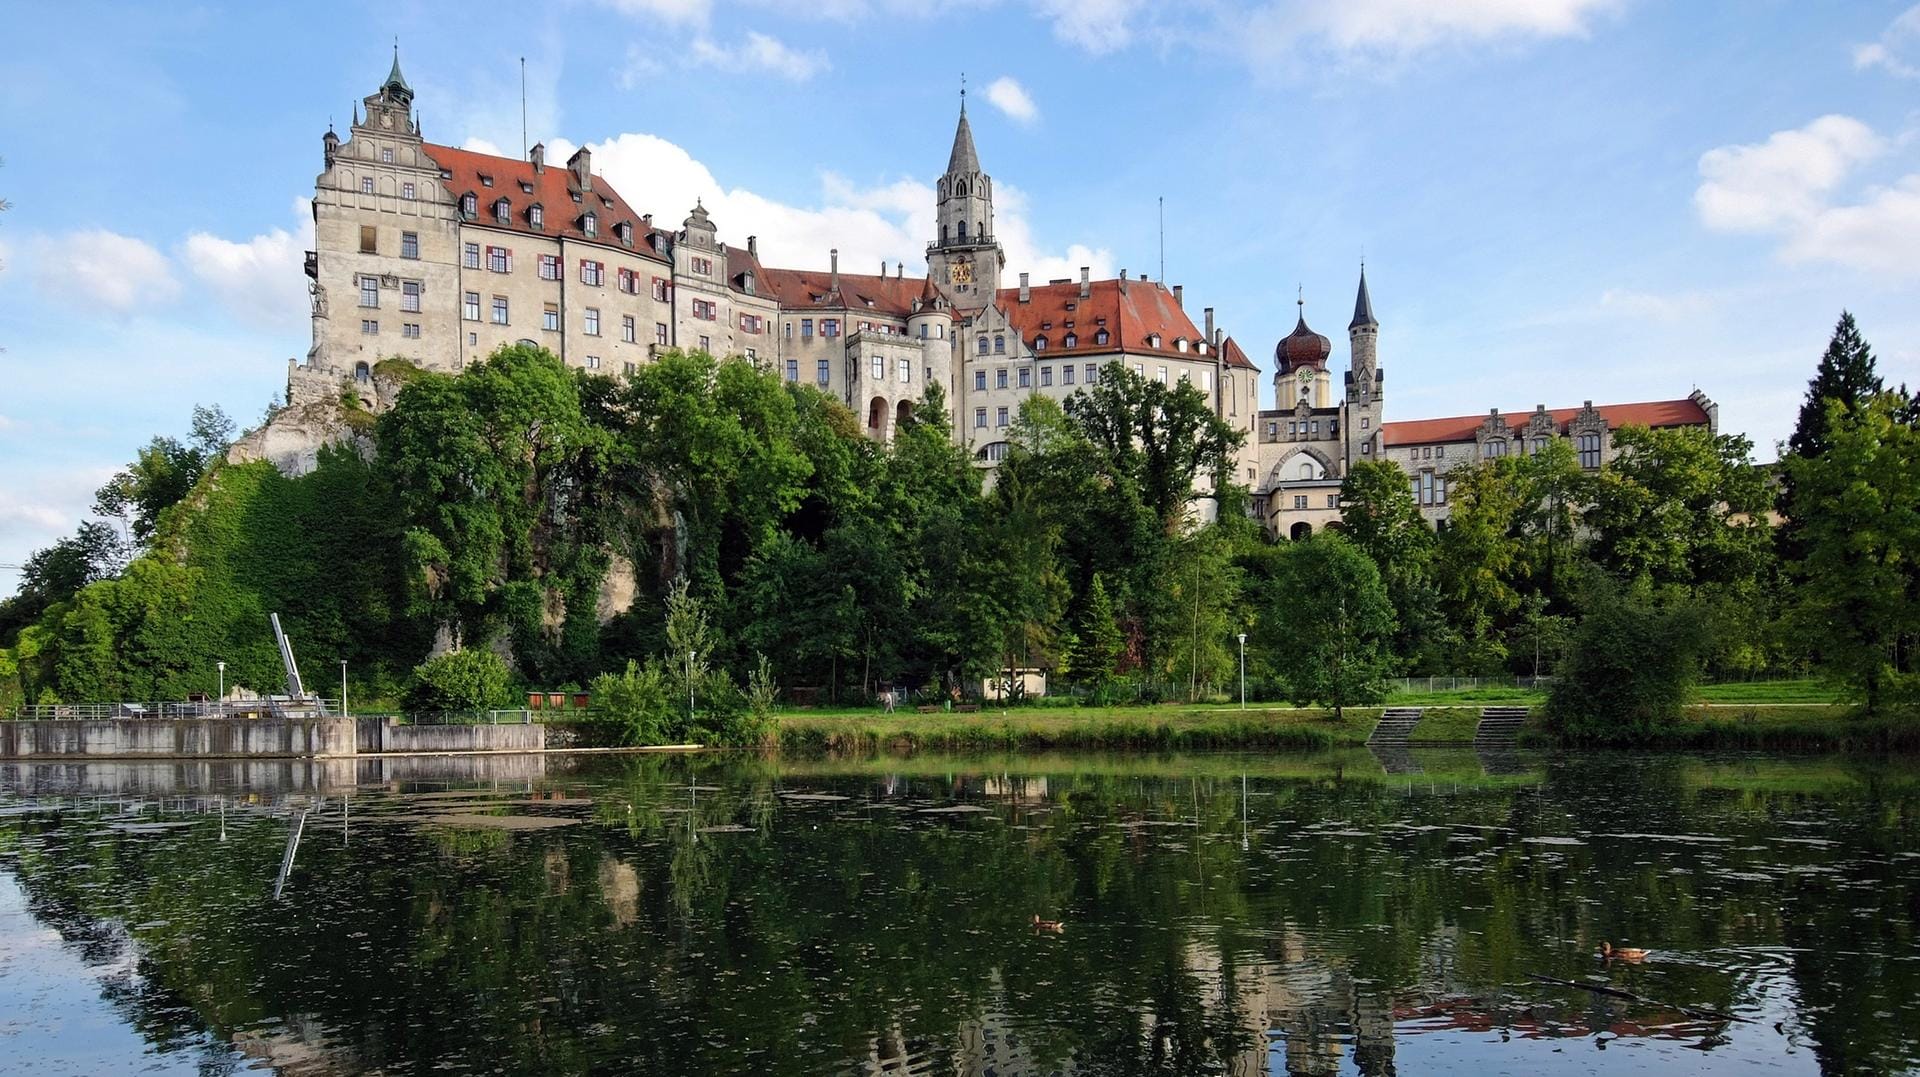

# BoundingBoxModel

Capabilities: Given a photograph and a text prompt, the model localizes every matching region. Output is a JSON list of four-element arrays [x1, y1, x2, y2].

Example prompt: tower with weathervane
[[927, 92, 1003, 306]]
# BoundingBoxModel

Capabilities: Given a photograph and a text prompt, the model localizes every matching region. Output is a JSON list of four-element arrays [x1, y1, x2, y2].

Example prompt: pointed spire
[[1350, 264, 1377, 330], [1296, 285, 1307, 330], [947, 92, 980, 175], [382, 40, 413, 105]]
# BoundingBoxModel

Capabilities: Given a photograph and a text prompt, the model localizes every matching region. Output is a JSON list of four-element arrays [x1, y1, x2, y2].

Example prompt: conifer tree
[[1788, 312, 1881, 462]]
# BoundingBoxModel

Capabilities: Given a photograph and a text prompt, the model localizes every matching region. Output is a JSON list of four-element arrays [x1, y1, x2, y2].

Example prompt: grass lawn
[[1406, 708, 1485, 743], [775, 704, 1382, 752], [1695, 679, 1842, 705]]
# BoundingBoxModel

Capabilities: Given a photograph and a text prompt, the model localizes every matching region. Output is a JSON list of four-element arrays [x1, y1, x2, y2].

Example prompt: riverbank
[[771, 700, 1888, 753]]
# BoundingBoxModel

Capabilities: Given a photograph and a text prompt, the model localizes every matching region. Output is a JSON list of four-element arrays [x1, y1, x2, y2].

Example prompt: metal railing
[[1387, 677, 1554, 695], [10, 699, 345, 721], [397, 709, 534, 726]]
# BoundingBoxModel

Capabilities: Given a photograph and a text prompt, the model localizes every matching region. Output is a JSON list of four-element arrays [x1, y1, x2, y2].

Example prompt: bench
[[954, 703, 980, 713], [915, 705, 942, 714]]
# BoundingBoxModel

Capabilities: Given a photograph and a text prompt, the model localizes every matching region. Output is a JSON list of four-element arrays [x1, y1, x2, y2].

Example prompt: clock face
[[950, 259, 973, 285]]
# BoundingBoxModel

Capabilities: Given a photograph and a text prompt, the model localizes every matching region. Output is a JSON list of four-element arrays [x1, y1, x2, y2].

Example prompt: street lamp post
[[340, 660, 349, 718], [216, 661, 226, 715], [1237, 633, 1247, 710]]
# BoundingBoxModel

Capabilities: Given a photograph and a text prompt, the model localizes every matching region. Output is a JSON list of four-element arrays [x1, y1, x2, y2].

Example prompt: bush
[[404, 649, 511, 715], [1548, 589, 1706, 742], [585, 659, 676, 746]]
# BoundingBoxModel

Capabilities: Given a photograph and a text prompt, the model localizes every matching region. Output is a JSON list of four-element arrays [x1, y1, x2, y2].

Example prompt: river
[[0, 748, 1914, 1075]]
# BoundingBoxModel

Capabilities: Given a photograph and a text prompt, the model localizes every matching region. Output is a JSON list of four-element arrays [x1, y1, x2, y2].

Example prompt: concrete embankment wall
[[0, 718, 358, 759], [0, 758, 362, 796], [354, 718, 545, 755]]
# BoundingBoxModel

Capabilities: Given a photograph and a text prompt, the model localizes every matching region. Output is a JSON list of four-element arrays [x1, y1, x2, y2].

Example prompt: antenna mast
[[1158, 196, 1165, 282], [520, 57, 528, 158]]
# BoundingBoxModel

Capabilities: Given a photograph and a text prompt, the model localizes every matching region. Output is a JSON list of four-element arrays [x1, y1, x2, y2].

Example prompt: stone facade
[[294, 55, 1716, 538]]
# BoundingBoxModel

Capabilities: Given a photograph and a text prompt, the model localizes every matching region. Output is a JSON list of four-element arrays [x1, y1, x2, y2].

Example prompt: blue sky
[[2, 0, 1917, 593]]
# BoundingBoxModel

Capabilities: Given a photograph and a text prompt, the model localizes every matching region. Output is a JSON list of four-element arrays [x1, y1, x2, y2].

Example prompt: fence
[[12, 699, 345, 721], [394, 710, 534, 726], [1387, 677, 1553, 695]]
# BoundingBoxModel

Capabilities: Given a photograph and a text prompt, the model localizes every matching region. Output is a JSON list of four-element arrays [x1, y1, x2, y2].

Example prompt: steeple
[[1350, 265, 1377, 330], [947, 102, 979, 175], [382, 42, 413, 108]]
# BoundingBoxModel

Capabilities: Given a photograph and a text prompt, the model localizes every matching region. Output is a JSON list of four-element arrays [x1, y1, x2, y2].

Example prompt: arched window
[[993, 335, 1004, 354], [1034, 335, 1048, 352], [978, 336, 990, 355], [354, 361, 371, 383], [957, 221, 968, 241], [1063, 333, 1076, 348], [955, 180, 967, 198], [942, 225, 949, 244], [1298, 461, 1314, 480]]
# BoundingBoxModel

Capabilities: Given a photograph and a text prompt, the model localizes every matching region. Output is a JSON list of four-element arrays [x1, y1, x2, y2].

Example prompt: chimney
[[747, 234, 757, 256], [1079, 266, 1090, 298], [896, 262, 903, 278], [1172, 284, 1184, 308], [568, 146, 592, 192], [1120, 269, 1128, 282], [829, 248, 839, 291], [1018, 272, 1030, 303], [529, 142, 545, 172], [1204, 307, 1214, 341]]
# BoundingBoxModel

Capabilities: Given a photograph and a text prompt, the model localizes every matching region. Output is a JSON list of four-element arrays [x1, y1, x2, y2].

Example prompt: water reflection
[[0, 749, 1915, 1075]]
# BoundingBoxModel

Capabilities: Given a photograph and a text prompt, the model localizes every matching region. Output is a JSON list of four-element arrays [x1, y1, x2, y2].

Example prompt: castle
[[294, 54, 1717, 537]]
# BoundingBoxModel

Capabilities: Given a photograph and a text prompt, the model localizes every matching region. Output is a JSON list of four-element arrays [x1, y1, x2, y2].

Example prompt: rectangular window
[[871, 355, 885, 382], [1362, 416, 1371, 429], [1018, 367, 1031, 388], [1062, 365, 1075, 385], [358, 275, 379, 308], [1310, 420, 1319, 434], [403, 322, 421, 338], [1436, 445, 1446, 458], [652, 278, 669, 302], [538, 255, 560, 281], [486, 247, 510, 273], [1156, 366, 1168, 384], [584, 308, 600, 336], [381, 147, 394, 163], [402, 182, 416, 200], [544, 305, 560, 332], [1085, 363, 1097, 383], [822, 319, 840, 338], [1202, 370, 1213, 392], [463, 291, 480, 321], [360, 225, 377, 253], [655, 322, 669, 345], [401, 281, 421, 312], [785, 359, 799, 382], [624, 361, 637, 376], [361, 318, 378, 334], [816, 359, 830, 387], [580, 260, 603, 286], [401, 231, 419, 259], [1327, 494, 1338, 509], [585, 355, 601, 370], [617, 268, 635, 294], [975, 408, 987, 429], [690, 255, 712, 275], [1293, 495, 1308, 509], [622, 315, 637, 343], [463, 242, 480, 269], [698, 335, 710, 352], [974, 370, 987, 391], [1578, 433, 1602, 469], [1133, 363, 1144, 377], [996, 406, 1009, 427], [1435, 476, 1448, 504], [801, 318, 814, 338], [491, 296, 509, 324], [692, 299, 717, 320], [898, 357, 911, 383], [361, 177, 374, 195], [1040, 366, 1053, 387], [745, 347, 756, 361], [996, 368, 1008, 389]]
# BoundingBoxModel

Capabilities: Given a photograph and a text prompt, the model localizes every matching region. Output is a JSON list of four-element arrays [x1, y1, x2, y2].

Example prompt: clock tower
[[927, 94, 1003, 305]]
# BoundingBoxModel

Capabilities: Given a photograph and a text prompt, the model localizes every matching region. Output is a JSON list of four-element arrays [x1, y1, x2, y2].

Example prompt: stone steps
[[1367, 707, 1426, 745], [1474, 706, 1533, 745]]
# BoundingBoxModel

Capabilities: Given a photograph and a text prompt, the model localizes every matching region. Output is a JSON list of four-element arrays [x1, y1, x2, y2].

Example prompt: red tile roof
[[1381, 398, 1711, 447], [999, 279, 1211, 361], [1219, 335, 1258, 371], [422, 143, 666, 262], [759, 268, 931, 318]]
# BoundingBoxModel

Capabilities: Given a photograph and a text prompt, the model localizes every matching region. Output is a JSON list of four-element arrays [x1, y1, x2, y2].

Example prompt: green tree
[[1787, 394, 1920, 713], [1065, 573, 1124, 692], [0, 521, 125, 644], [93, 404, 234, 546], [1548, 585, 1707, 741], [1064, 363, 1243, 529], [1260, 533, 1395, 719], [1430, 460, 1526, 670], [1789, 312, 1882, 463], [405, 649, 512, 714], [1585, 426, 1773, 592]]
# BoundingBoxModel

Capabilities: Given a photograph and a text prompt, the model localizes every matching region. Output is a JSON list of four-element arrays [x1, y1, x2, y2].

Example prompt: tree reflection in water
[[0, 749, 1917, 1075]]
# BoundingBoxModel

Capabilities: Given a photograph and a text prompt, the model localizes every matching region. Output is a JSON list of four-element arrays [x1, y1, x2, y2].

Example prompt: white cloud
[[1039, 0, 1144, 54], [689, 31, 829, 81], [1695, 115, 1885, 232], [1598, 288, 1720, 322], [561, 129, 1112, 283], [984, 77, 1038, 124], [1299, 0, 1620, 53], [1696, 116, 1920, 275], [180, 199, 315, 327], [24, 229, 179, 312], [461, 137, 507, 157], [596, 0, 710, 26], [1855, 4, 1920, 79]]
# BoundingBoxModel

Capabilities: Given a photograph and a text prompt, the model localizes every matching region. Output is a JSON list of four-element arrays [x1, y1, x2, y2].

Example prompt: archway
[[1289, 521, 1313, 542], [867, 397, 887, 439], [896, 399, 913, 431], [354, 361, 371, 383]]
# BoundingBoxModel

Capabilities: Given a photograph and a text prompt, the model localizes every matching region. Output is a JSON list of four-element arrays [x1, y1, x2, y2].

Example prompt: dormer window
[[460, 193, 478, 218], [1034, 335, 1048, 352], [570, 192, 582, 203], [479, 174, 494, 187], [1095, 329, 1110, 346], [1148, 333, 1162, 348], [582, 212, 598, 237], [529, 204, 544, 228], [1176, 338, 1189, 353], [439, 168, 453, 180], [616, 221, 632, 243], [520, 182, 534, 194], [601, 196, 613, 208], [1063, 333, 1077, 348], [493, 198, 511, 222]]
